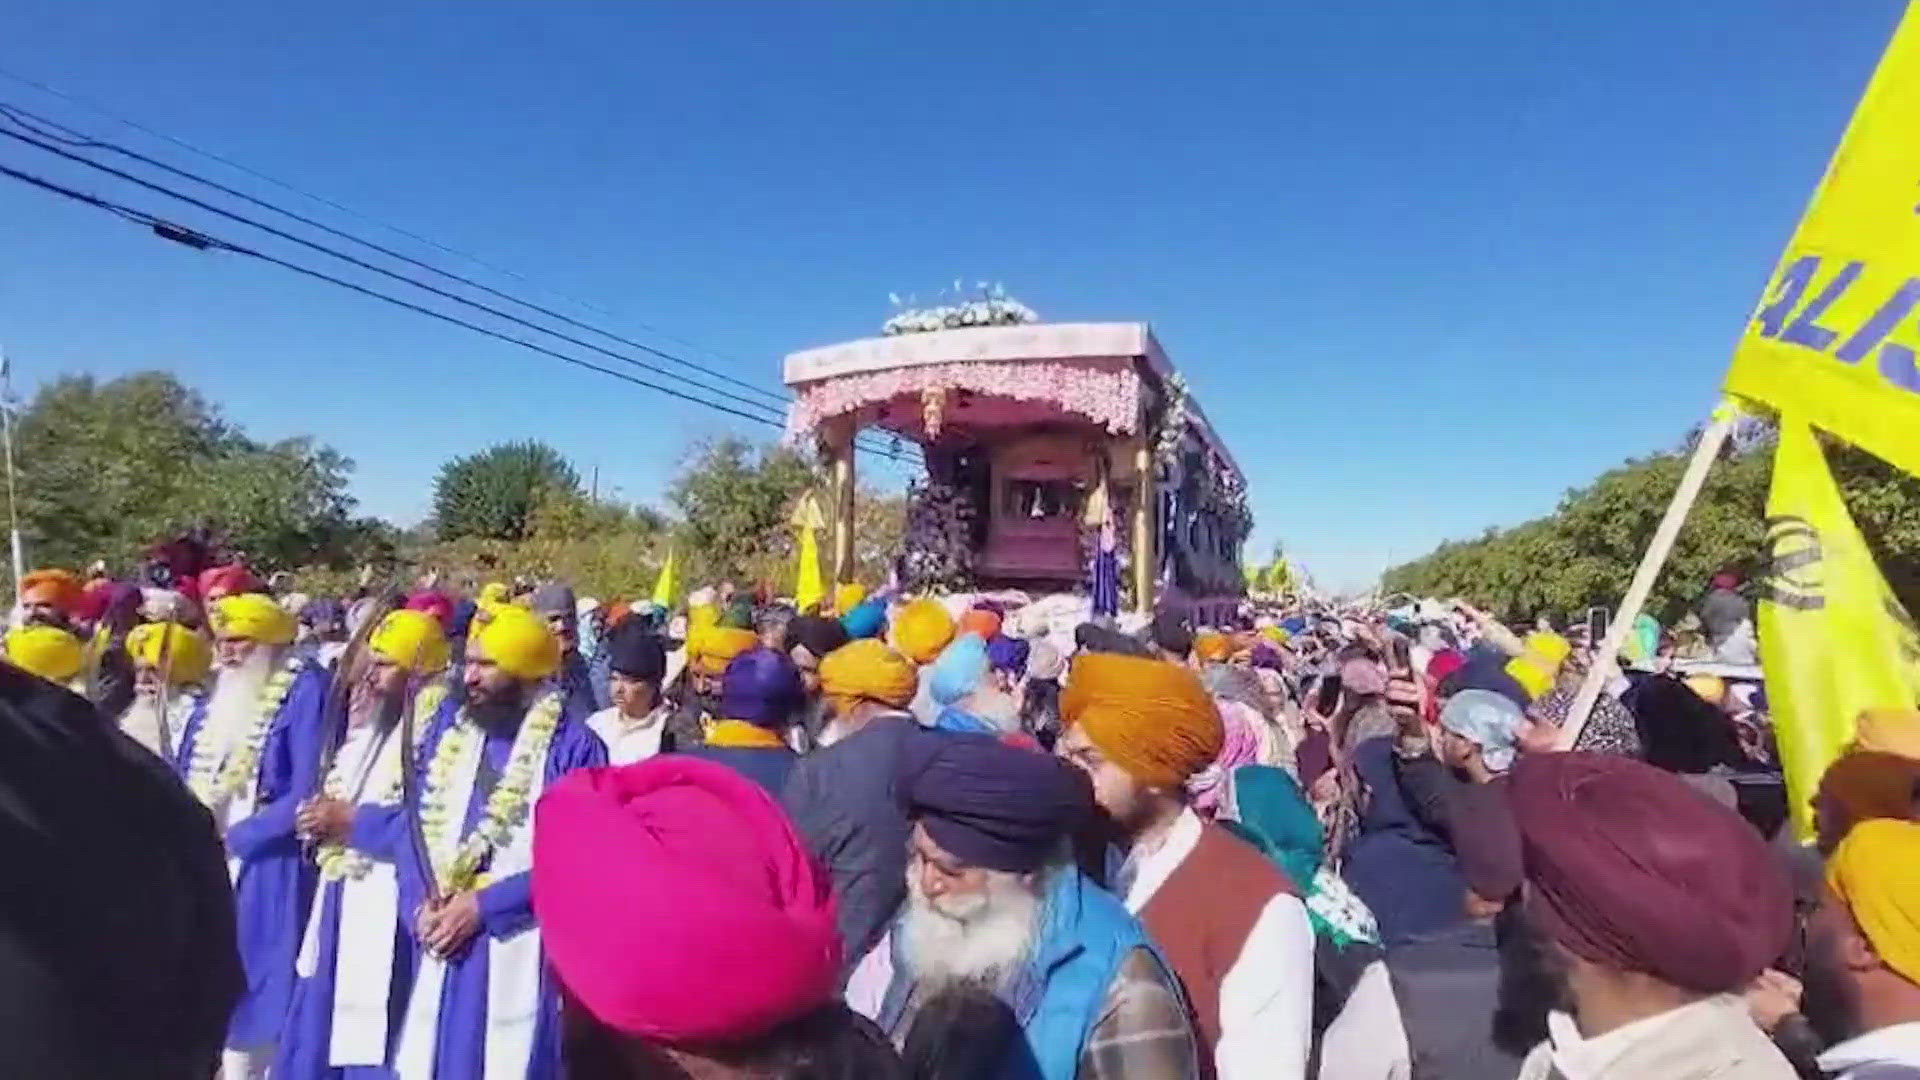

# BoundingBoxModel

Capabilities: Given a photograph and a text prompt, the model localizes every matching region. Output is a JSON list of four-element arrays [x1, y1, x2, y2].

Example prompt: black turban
[[605, 623, 667, 683], [1509, 752, 1791, 995], [1149, 610, 1194, 657], [1074, 623, 1152, 659], [896, 732, 1091, 874], [787, 616, 850, 663]]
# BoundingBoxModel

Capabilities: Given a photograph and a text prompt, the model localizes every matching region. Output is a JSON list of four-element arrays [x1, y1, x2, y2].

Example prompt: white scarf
[[392, 718, 551, 1080]]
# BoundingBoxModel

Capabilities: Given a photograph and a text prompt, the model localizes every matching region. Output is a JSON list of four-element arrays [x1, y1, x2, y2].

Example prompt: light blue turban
[[928, 633, 991, 707], [1440, 688, 1526, 772]]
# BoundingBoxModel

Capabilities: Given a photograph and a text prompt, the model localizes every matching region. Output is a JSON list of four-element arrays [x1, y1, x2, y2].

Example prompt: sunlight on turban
[[1061, 652, 1223, 789], [894, 599, 956, 666], [689, 626, 758, 677], [127, 622, 212, 684], [472, 605, 562, 681], [212, 592, 296, 646], [370, 609, 451, 673], [1829, 818, 1920, 984], [818, 639, 917, 709], [5, 625, 83, 684]]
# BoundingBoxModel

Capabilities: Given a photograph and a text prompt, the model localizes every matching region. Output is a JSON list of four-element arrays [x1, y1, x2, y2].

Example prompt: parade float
[[784, 289, 1249, 619]]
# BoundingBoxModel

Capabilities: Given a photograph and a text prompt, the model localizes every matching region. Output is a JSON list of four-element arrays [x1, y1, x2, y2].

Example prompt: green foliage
[[667, 437, 819, 584], [432, 440, 580, 541], [1381, 434, 1920, 623], [13, 372, 369, 576]]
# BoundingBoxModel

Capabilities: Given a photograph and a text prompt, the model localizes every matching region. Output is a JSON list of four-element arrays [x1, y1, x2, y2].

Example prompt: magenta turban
[[1509, 752, 1791, 995], [533, 757, 841, 1044]]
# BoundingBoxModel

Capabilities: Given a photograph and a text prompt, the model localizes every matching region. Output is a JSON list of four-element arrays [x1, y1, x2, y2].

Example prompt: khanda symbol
[[1762, 515, 1825, 611]]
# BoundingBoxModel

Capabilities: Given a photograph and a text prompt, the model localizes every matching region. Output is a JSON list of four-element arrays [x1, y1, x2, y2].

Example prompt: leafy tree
[[12, 372, 367, 576], [667, 437, 818, 585], [433, 440, 580, 541]]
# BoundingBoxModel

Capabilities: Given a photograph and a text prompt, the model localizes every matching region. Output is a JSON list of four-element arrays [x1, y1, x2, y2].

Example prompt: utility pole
[[0, 348, 24, 595], [590, 464, 599, 501]]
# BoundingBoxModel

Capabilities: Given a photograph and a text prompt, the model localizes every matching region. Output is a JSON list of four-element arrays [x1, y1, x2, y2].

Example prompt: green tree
[[433, 441, 580, 541], [13, 372, 368, 575], [667, 437, 818, 585]]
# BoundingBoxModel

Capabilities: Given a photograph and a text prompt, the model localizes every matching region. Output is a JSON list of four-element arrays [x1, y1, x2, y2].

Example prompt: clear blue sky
[[0, 1, 1904, 590]]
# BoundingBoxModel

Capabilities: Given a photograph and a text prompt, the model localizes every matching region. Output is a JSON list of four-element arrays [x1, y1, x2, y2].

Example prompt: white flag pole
[[1556, 402, 1738, 750], [0, 349, 24, 596]]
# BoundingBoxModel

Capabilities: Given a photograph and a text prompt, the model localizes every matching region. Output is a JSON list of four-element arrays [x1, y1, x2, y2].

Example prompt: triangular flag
[[650, 547, 679, 609]]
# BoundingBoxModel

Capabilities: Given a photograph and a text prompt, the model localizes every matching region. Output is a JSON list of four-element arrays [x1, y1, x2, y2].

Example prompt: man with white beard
[[846, 734, 1199, 1080], [117, 621, 212, 759], [171, 591, 330, 1079], [276, 609, 451, 1079]]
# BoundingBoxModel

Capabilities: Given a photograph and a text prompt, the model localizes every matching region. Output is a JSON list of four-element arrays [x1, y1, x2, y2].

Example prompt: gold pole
[[830, 421, 857, 585], [1131, 436, 1156, 616]]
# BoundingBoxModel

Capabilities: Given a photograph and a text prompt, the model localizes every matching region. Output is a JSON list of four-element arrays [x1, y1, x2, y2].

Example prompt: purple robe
[[172, 661, 329, 1050], [387, 688, 607, 1079]]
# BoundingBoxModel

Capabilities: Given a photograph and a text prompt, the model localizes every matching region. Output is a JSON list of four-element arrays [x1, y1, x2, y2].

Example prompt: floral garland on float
[[187, 654, 303, 809], [902, 478, 976, 594], [882, 282, 1038, 337], [418, 691, 564, 895]]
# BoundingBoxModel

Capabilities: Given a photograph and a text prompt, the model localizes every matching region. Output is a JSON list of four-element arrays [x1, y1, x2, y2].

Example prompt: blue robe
[[385, 689, 607, 1079], [173, 661, 330, 1051]]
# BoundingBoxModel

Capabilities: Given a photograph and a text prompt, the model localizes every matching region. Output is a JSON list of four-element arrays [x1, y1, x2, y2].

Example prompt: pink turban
[[533, 758, 840, 1044], [404, 589, 456, 632], [1188, 699, 1265, 816]]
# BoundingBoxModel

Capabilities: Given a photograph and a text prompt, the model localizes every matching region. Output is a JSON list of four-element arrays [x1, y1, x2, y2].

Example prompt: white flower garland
[[187, 655, 303, 810], [882, 285, 1038, 337], [314, 687, 446, 882], [418, 692, 563, 896]]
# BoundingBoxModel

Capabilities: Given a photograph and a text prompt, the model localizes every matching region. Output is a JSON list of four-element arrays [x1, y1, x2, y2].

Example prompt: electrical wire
[[0, 115, 913, 461]]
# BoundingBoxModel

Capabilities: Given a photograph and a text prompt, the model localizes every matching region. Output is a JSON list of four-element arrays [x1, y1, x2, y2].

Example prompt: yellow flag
[[794, 527, 825, 613], [1723, 3, 1920, 477], [1758, 418, 1920, 837], [650, 547, 679, 610]]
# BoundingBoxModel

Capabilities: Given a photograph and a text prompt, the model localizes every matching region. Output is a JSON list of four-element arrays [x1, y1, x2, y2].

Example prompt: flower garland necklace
[[187, 654, 302, 809], [418, 692, 563, 896], [315, 685, 448, 882]]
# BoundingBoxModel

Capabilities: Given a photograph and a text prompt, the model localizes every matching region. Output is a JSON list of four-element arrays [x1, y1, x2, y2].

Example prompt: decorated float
[[784, 289, 1250, 619]]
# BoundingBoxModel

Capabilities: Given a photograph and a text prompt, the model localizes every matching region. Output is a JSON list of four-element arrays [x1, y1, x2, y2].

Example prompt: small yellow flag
[[1758, 418, 1920, 838], [794, 527, 825, 613], [650, 548, 679, 610]]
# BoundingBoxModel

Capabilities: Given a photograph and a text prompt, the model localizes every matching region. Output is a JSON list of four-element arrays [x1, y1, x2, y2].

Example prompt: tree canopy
[[432, 440, 580, 541], [1381, 430, 1920, 624], [12, 372, 381, 577]]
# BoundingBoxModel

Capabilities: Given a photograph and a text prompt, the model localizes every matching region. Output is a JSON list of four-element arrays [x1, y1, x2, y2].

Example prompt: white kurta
[[585, 705, 668, 765], [1118, 808, 1316, 1080]]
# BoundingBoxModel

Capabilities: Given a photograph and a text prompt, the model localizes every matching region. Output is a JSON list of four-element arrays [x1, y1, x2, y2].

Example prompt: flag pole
[[1557, 402, 1738, 749], [0, 349, 24, 596]]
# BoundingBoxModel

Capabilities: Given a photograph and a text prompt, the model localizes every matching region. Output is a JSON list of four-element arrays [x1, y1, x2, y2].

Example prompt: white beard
[[202, 649, 276, 760], [119, 694, 168, 757], [899, 868, 1043, 991]]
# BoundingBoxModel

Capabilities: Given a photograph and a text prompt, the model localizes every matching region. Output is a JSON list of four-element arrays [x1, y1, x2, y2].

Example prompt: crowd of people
[[2, 547, 1918, 1080]]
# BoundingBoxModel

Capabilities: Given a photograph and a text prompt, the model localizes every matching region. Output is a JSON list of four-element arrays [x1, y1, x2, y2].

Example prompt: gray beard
[[899, 870, 1043, 991], [203, 649, 276, 757]]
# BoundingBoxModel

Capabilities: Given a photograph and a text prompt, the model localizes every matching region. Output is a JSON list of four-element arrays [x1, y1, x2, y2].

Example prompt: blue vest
[[878, 868, 1171, 1080]]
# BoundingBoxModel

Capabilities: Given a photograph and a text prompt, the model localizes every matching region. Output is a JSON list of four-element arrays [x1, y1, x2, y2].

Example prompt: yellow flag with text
[[1758, 419, 1920, 837], [1723, 2, 1920, 478]]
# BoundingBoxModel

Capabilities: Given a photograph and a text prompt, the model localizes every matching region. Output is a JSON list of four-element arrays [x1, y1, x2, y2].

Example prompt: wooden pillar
[[1131, 436, 1156, 616], [828, 421, 857, 585]]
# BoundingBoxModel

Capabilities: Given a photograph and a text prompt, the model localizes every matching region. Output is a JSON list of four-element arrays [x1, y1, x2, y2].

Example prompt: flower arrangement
[[187, 654, 303, 810], [902, 478, 976, 593], [882, 282, 1038, 337], [1153, 374, 1192, 470], [419, 691, 564, 896]]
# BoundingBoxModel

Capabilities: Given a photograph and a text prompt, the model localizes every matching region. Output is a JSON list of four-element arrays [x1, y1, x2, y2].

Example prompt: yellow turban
[[689, 603, 721, 633], [1061, 652, 1224, 789], [1685, 674, 1728, 707], [689, 626, 757, 677], [5, 625, 84, 684], [127, 622, 212, 684], [1260, 626, 1291, 646], [1504, 630, 1572, 702], [818, 639, 917, 708], [1193, 631, 1233, 664], [471, 606, 561, 681], [1855, 708, 1920, 760], [1828, 818, 1920, 984], [370, 609, 450, 673], [894, 599, 956, 666], [1524, 631, 1572, 667], [211, 592, 297, 646], [832, 583, 868, 616]]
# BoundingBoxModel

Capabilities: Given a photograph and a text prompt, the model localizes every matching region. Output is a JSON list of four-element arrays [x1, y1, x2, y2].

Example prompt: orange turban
[[1193, 631, 1233, 664], [818, 639, 917, 708], [5, 625, 84, 683], [1828, 819, 1920, 984], [127, 622, 212, 684], [1061, 652, 1223, 789], [894, 599, 955, 666], [690, 626, 758, 677], [1855, 708, 1920, 760], [958, 608, 1002, 640], [1819, 751, 1920, 829], [19, 569, 83, 615]]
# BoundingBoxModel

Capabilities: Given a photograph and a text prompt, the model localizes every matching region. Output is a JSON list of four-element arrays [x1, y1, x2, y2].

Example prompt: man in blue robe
[[386, 605, 607, 1079], [274, 609, 451, 1079], [172, 591, 329, 1079]]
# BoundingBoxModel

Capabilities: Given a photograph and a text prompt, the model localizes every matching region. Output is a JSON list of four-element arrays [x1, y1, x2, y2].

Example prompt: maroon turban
[[533, 758, 840, 1044], [1509, 752, 1791, 994]]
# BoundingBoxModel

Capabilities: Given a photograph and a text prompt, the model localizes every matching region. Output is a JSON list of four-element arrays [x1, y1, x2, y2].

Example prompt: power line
[[0, 65, 784, 400], [0, 158, 806, 432], [0, 116, 913, 462]]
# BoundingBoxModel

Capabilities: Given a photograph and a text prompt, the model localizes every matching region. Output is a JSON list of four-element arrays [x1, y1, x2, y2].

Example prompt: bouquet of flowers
[[883, 283, 1039, 337]]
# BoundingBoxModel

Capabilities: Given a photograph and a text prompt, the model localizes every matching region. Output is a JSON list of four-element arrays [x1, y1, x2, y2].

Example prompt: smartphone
[[1587, 606, 1610, 645], [1315, 673, 1344, 715], [1389, 637, 1412, 674]]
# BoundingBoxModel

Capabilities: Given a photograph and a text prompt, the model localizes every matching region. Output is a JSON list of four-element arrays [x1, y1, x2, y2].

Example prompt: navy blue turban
[[605, 623, 667, 684], [719, 648, 804, 728], [985, 635, 1031, 678], [896, 732, 1092, 873]]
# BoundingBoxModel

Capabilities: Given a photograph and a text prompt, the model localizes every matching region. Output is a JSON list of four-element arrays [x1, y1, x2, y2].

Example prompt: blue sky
[[0, 1, 1904, 591]]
